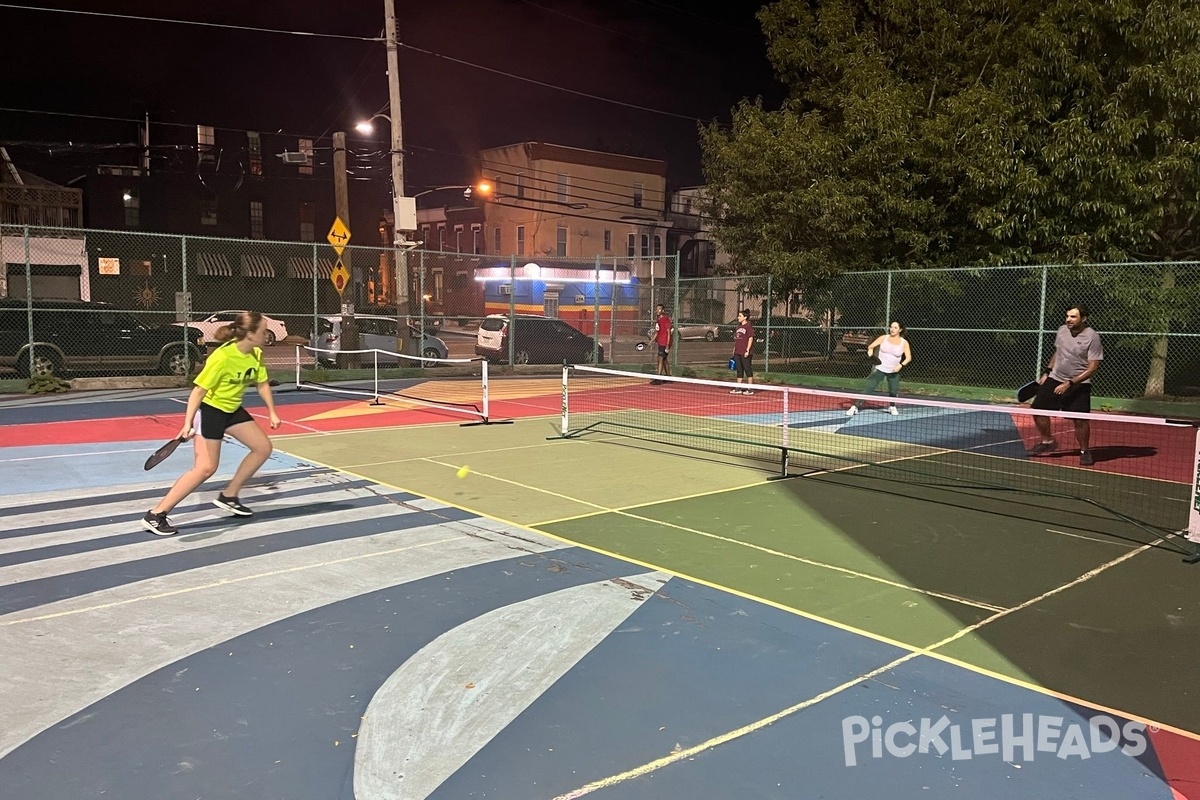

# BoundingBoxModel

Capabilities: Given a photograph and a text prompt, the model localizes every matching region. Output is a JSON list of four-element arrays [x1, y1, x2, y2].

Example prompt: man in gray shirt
[[1028, 305, 1104, 465]]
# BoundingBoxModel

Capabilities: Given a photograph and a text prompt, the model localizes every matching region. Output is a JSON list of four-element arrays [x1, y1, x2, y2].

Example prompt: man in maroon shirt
[[651, 303, 672, 384], [731, 309, 756, 394]]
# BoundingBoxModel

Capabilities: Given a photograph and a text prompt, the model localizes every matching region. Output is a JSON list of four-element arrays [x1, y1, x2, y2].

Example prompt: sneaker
[[214, 494, 253, 516], [1079, 450, 1094, 466], [845, 406, 858, 417], [888, 406, 899, 416], [1028, 441, 1056, 456], [141, 511, 178, 536], [731, 388, 744, 394]]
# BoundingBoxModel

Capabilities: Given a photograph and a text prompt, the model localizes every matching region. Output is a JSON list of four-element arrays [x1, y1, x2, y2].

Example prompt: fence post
[[314, 241, 319, 352], [1036, 265, 1048, 376], [609, 257, 617, 365], [764, 273, 772, 373], [419, 250, 426, 359], [885, 269, 892, 327], [24, 227, 33, 377], [593, 254, 601, 364], [508, 254, 516, 368], [671, 254, 680, 373]]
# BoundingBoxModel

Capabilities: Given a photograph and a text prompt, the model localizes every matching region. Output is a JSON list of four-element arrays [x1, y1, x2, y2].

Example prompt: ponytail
[[213, 311, 264, 343]]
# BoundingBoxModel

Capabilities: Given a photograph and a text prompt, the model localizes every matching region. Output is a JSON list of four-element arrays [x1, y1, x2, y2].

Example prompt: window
[[653, 234, 662, 257], [123, 188, 139, 228], [516, 225, 525, 256], [298, 138, 314, 175], [247, 132, 262, 176], [633, 183, 643, 209], [249, 201, 265, 239], [556, 173, 568, 203], [437, 225, 446, 251], [556, 226, 567, 257], [626, 233, 636, 258], [299, 202, 315, 241], [472, 224, 482, 255], [454, 225, 463, 253], [493, 227, 501, 255], [197, 125, 215, 156], [201, 197, 218, 226], [420, 224, 430, 245], [516, 173, 525, 199], [131, 259, 152, 277], [641, 234, 649, 257], [603, 230, 611, 252]]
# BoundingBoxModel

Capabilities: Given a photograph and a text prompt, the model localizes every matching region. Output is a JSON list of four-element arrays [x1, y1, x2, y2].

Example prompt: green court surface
[[276, 416, 1200, 736]]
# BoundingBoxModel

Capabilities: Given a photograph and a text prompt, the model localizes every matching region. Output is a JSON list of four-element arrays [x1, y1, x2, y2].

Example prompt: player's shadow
[[177, 502, 360, 541], [1043, 445, 1159, 464]]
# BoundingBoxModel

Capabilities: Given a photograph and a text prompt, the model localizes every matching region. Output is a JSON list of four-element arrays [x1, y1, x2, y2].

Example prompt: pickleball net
[[293, 345, 508, 426], [558, 365, 1200, 559]]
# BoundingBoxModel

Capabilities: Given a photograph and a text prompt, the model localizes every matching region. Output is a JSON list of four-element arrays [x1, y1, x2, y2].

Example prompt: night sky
[[1, 0, 785, 192]]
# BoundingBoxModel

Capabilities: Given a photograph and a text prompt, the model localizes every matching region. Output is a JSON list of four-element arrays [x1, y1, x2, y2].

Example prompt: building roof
[[480, 142, 668, 178], [0, 149, 69, 188]]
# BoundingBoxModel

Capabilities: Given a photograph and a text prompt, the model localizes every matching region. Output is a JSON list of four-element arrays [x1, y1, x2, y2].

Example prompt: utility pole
[[333, 130, 360, 366], [385, 0, 415, 355]]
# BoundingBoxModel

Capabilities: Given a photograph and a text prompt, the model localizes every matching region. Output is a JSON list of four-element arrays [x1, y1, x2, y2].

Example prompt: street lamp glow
[[355, 121, 374, 135]]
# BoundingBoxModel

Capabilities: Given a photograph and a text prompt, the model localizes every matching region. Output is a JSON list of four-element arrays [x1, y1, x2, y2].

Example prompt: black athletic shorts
[[1031, 377, 1091, 414], [195, 403, 253, 440], [657, 344, 669, 359]]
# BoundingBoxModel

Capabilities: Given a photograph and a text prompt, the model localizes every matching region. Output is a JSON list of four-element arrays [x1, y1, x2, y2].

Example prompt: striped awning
[[195, 253, 234, 277], [288, 257, 335, 280], [241, 254, 276, 278]]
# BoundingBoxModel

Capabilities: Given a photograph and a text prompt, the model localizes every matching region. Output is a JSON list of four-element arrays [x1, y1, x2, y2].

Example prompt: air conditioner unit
[[281, 152, 310, 165], [499, 284, 513, 295]]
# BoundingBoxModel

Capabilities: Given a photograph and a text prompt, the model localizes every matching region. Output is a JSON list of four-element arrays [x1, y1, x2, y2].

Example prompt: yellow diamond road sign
[[327, 217, 351, 255], [330, 258, 350, 296]]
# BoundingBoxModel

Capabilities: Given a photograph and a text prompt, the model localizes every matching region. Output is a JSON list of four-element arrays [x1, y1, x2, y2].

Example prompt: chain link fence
[[3, 224, 1198, 399]]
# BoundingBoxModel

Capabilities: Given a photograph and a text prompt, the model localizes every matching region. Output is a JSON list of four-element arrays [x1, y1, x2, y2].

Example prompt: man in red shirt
[[651, 303, 672, 383]]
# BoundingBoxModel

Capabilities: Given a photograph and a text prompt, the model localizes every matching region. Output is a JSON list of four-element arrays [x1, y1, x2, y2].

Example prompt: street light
[[355, 114, 390, 136]]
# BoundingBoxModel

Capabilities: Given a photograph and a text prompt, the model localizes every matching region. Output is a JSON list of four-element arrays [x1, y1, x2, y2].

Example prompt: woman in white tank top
[[846, 322, 913, 416]]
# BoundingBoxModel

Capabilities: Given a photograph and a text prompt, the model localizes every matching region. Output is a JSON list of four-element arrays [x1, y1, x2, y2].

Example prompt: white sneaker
[[845, 406, 858, 416], [888, 406, 899, 415]]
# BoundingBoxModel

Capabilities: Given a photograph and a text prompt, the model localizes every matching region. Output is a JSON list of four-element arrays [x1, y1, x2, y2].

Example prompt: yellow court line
[[551, 536, 1197, 799], [1, 536, 465, 627], [341, 439, 577, 471], [269, 446, 1200, 756], [419, 458, 1004, 613], [533, 477, 778, 527]]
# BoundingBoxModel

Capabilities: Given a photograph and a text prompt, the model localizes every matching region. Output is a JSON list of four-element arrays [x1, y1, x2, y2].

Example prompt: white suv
[[309, 314, 448, 366]]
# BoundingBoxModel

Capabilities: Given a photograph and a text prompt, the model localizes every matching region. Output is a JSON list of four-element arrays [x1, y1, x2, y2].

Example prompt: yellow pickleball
[[456, 465, 470, 479]]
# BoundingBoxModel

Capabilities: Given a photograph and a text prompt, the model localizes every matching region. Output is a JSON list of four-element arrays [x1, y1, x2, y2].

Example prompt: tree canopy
[[699, 0, 1200, 279]]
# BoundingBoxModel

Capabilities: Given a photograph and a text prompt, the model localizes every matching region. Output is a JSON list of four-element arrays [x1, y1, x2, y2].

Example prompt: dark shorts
[[733, 353, 754, 378], [195, 403, 253, 440], [657, 344, 669, 359], [1031, 377, 1091, 414]]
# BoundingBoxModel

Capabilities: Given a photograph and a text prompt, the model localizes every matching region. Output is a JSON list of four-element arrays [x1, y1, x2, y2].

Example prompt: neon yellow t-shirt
[[194, 341, 268, 412]]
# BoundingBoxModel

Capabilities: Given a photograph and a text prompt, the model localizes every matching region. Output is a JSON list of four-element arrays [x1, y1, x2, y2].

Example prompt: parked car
[[0, 298, 206, 378], [646, 318, 722, 342], [309, 314, 449, 366], [176, 310, 288, 346], [475, 314, 603, 365]]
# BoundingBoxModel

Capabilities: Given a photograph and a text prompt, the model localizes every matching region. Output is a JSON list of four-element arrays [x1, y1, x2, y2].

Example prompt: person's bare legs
[[221, 420, 273, 498], [1072, 419, 1090, 451], [151, 437, 222, 515]]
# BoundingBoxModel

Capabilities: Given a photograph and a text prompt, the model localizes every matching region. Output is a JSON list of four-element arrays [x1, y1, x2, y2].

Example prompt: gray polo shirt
[[1050, 325, 1104, 383]]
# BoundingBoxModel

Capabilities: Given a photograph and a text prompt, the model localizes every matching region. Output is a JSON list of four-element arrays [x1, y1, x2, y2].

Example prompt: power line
[[0, 3, 382, 40]]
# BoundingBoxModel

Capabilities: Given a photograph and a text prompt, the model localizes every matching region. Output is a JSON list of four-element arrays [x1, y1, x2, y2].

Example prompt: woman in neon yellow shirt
[[143, 311, 282, 535]]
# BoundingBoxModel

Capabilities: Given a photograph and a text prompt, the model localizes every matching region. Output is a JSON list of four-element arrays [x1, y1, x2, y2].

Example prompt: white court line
[[0, 447, 158, 463]]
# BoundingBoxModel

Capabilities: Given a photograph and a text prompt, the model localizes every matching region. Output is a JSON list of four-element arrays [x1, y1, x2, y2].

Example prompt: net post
[[370, 351, 383, 405], [561, 363, 569, 436], [294, 345, 301, 389], [1183, 428, 1200, 562], [482, 358, 490, 422]]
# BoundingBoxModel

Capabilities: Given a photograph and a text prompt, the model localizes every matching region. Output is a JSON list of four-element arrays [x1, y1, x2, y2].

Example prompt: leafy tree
[[699, 0, 1200, 396]]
